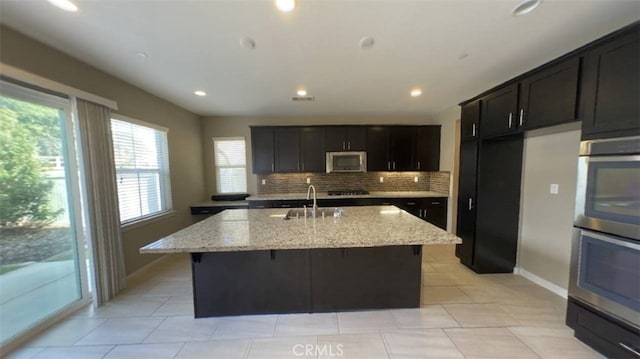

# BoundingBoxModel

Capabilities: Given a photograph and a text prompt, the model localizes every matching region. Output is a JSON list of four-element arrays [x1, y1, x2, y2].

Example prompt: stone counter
[[246, 191, 448, 201], [140, 205, 460, 254]]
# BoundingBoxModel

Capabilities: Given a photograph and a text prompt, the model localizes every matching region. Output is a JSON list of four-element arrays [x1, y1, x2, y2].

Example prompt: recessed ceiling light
[[194, 90, 207, 97], [410, 89, 422, 97], [297, 89, 307, 96], [512, 0, 542, 16], [240, 37, 256, 50], [47, 0, 78, 12], [359, 36, 375, 49], [275, 0, 296, 12]]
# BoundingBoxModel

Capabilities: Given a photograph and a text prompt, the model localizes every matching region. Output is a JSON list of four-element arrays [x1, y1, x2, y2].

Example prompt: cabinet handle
[[348, 141, 351, 150], [271, 163, 274, 172], [472, 123, 476, 137], [407, 202, 416, 205], [387, 161, 391, 170], [281, 204, 291, 208], [619, 343, 640, 357], [419, 209, 423, 217], [423, 209, 427, 217], [519, 109, 525, 126], [342, 141, 346, 150], [508, 112, 513, 128], [297, 162, 300, 171], [393, 161, 396, 170], [417, 161, 421, 170], [431, 201, 441, 205], [468, 198, 473, 210]]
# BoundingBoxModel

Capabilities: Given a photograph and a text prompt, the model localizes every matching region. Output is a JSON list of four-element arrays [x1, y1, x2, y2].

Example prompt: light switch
[[550, 184, 559, 194], [261, 179, 266, 185], [379, 177, 384, 183], [306, 178, 310, 184]]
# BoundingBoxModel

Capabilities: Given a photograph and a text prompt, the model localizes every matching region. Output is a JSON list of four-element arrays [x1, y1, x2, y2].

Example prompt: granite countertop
[[140, 205, 461, 254], [246, 191, 448, 201], [190, 200, 249, 207]]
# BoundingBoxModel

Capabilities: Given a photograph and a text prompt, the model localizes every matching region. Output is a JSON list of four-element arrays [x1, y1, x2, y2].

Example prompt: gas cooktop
[[327, 190, 370, 196]]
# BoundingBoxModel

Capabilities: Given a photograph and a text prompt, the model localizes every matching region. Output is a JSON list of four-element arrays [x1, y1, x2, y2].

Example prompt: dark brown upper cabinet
[[461, 100, 480, 142], [325, 126, 366, 151], [416, 126, 441, 171], [300, 127, 325, 172], [390, 127, 416, 171], [251, 127, 275, 174], [366, 126, 391, 171], [519, 57, 581, 130], [580, 25, 640, 140], [479, 83, 519, 138], [274, 127, 300, 172]]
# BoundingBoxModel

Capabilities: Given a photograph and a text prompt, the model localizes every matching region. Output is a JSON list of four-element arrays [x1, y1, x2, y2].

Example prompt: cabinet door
[[274, 127, 300, 172], [390, 127, 416, 171], [416, 126, 441, 171], [251, 127, 274, 173], [366, 126, 391, 171], [519, 57, 580, 130], [461, 100, 480, 141], [346, 126, 367, 151], [455, 141, 478, 266], [325, 127, 347, 151], [423, 198, 447, 230], [581, 26, 640, 139], [300, 127, 325, 172], [480, 83, 519, 138]]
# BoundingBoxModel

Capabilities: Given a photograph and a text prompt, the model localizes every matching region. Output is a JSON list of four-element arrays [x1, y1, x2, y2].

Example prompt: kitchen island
[[141, 206, 460, 317]]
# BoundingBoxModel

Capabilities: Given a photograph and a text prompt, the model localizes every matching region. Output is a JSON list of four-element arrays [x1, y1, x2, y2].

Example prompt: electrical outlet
[[550, 184, 559, 194], [414, 176, 419, 183], [261, 179, 266, 185], [379, 177, 384, 183], [306, 178, 310, 184]]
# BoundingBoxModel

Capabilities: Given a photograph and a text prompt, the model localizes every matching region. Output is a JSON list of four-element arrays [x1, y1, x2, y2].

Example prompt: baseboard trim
[[514, 267, 568, 299], [126, 254, 170, 283]]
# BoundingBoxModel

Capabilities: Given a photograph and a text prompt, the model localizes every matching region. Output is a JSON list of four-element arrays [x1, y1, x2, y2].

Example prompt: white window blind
[[111, 118, 172, 223], [214, 137, 247, 193]]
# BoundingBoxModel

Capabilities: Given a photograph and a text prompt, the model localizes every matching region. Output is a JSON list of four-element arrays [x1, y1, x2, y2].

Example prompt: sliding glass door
[[0, 81, 89, 345]]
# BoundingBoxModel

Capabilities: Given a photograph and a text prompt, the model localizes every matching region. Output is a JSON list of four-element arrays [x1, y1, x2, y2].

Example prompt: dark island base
[[191, 245, 422, 318]]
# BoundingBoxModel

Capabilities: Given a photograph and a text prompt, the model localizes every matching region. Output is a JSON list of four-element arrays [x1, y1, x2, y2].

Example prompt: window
[[214, 137, 247, 193], [111, 116, 172, 223]]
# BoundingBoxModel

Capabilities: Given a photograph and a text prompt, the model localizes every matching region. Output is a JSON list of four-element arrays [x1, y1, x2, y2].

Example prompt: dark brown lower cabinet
[[191, 246, 422, 317], [566, 296, 640, 359]]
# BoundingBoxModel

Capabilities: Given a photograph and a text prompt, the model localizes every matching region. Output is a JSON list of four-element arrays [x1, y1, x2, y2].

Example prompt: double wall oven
[[569, 136, 640, 356]]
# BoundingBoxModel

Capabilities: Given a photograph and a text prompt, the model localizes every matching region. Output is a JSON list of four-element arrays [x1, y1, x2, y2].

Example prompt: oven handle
[[619, 342, 640, 358], [579, 229, 640, 251], [583, 155, 640, 162]]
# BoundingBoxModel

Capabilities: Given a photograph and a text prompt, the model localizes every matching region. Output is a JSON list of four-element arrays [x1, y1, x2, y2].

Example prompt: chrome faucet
[[306, 184, 317, 216]]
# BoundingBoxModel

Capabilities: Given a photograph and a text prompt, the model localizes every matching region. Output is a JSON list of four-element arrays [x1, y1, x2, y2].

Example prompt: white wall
[[517, 123, 581, 292]]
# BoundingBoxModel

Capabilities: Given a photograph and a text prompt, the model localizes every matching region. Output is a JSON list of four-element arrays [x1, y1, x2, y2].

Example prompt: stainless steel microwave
[[326, 151, 367, 173]]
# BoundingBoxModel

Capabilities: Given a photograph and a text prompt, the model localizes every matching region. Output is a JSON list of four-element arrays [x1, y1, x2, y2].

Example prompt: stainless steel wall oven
[[569, 136, 640, 357]]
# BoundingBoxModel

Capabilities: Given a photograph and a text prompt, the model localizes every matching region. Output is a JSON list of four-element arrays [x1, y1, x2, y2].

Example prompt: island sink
[[284, 207, 339, 219]]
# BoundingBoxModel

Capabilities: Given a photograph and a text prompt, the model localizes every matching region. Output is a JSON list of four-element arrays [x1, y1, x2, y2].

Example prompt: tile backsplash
[[257, 171, 450, 195]]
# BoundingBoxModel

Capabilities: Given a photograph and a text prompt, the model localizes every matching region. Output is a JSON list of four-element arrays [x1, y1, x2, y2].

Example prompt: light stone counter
[[140, 205, 460, 254], [246, 191, 448, 201]]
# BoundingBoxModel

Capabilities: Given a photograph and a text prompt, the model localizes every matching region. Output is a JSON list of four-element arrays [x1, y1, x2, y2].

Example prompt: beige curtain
[[76, 99, 126, 306]]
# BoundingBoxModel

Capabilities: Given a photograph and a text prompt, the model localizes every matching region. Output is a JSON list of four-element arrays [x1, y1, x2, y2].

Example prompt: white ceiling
[[1, 0, 638, 117]]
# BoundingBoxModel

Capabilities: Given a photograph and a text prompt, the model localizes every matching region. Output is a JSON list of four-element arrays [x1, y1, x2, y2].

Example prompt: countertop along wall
[[0, 26, 207, 275]]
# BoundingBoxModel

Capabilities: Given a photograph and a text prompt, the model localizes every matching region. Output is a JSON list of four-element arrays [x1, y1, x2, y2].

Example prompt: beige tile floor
[[7, 244, 604, 358]]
